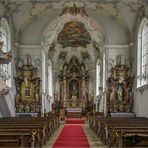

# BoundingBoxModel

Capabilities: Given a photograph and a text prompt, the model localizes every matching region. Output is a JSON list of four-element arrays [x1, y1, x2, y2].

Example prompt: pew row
[[0, 115, 59, 147], [89, 116, 148, 147]]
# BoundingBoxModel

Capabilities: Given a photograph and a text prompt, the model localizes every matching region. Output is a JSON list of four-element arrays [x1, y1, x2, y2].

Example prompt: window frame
[[0, 18, 12, 87], [137, 18, 148, 88]]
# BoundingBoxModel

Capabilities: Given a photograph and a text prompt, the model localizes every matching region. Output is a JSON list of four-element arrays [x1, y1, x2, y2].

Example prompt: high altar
[[54, 57, 93, 116]]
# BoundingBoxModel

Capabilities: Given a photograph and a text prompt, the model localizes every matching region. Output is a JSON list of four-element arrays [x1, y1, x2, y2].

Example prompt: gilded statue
[[89, 91, 94, 101]]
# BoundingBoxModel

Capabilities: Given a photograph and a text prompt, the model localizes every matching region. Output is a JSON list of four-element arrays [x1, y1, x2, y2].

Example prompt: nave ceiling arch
[[41, 12, 106, 71], [0, 0, 147, 44]]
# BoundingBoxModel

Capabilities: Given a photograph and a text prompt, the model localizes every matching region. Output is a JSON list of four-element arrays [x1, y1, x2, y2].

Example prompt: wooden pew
[[89, 116, 148, 147], [0, 115, 59, 147]]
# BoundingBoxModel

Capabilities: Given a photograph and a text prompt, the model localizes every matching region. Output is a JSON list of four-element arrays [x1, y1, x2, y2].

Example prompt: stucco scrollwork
[[42, 14, 105, 53]]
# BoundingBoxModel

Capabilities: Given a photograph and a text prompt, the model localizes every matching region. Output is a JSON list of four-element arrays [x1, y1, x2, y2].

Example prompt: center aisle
[[52, 125, 90, 148]]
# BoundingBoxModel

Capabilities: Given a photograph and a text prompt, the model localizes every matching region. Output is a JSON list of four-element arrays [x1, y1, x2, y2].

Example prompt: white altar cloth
[[66, 108, 82, 112]]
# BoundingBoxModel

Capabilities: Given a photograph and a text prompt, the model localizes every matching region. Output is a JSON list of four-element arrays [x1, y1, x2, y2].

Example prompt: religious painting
[[69, 79, 79, 99], [57, 21, 91, 48], [25, 89, 31, 97]]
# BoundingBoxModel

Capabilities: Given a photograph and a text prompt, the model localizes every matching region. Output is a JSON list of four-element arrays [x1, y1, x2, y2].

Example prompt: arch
[[41, 14, 106, 53], [0, 18, 11, 87], [41, 14, 107, 113], [137, 17, 148, 88]]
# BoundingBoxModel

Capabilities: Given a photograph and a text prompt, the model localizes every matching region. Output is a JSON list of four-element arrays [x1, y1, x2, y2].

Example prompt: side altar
[[107, 56, 134, 116], [14, 55, 41, 116]]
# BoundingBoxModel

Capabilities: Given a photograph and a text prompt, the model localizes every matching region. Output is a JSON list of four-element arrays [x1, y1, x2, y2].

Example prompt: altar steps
[[65, 118, 85, 124]]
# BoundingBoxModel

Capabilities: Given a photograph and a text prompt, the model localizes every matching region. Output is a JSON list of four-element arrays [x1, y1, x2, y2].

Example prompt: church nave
[[0, 0, 148, 147]]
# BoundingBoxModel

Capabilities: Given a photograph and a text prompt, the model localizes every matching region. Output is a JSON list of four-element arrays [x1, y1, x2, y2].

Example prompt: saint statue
[[72, 83, 76, 96], [117, 85, 123, 101], [109, 83, 116, 103], [89, 91, 94, 101], [54, 91, 59, 101]]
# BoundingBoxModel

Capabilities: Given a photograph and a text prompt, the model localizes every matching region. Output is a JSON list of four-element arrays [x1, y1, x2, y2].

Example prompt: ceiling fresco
[[0, 0, 147, 70], [57, 21, 91, 48], [0, 0, 147, 33]]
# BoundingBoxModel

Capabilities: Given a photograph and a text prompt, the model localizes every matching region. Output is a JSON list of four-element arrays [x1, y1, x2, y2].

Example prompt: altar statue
[[109, 83, 116, 103], [72, 83, 76, 96], [117, 85, 123, 101], [89, 91, 94, 101], [54, 91, 59, 101], [71, 96, 78, 108], [70, 80, 79, 98]]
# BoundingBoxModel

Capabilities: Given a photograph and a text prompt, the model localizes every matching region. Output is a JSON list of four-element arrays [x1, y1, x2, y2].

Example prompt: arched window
[[102, 53, 106, 92], [0, 18, 11, 87], [96, 59, 100, 96], [48, 60, 53, 96], [137, 18, 148, 88]]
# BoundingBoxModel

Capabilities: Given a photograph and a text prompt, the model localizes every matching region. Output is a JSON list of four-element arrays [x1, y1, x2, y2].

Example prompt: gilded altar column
[[81, 77, 86, 100], [59, 78, 63, 101]]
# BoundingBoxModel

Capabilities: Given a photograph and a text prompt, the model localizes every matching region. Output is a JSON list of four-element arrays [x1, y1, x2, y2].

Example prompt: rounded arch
[[41, 14, 106, 53], [137, 17, 148, 88], [138, 17, 148, 37]]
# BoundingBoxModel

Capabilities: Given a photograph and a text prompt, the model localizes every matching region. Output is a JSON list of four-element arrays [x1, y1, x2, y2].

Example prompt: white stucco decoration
[[41, 13, 106, 53]]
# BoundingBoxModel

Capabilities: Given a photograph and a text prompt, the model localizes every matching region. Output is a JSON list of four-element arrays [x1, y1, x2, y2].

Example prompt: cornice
[[105, 42, 134, 49], [15, 42, 43, 49]]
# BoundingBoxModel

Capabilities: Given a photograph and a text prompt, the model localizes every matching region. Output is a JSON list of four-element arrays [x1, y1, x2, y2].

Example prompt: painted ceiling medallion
[[60, 3, 88, 16], [57, 21, 91, 48]]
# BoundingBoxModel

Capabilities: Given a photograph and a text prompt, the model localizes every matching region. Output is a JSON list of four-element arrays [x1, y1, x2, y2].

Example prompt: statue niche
[[14, 55, 41, 114], [107, 56, 134, 115]]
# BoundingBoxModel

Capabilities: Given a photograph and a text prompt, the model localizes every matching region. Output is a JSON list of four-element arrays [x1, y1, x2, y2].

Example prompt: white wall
[[135, 89, 148, 117], [17, 45, 42, 77]]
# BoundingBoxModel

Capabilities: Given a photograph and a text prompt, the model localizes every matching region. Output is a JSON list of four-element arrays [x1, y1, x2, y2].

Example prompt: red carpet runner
[[52, 125, 90, 148], [65, 118, 85, 124]]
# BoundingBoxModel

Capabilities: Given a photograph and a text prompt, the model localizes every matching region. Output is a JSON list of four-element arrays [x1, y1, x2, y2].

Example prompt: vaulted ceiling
[[0, 0, 147, 36], [0, 0, 147, 70]]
